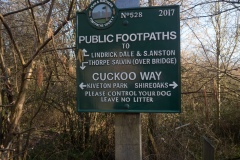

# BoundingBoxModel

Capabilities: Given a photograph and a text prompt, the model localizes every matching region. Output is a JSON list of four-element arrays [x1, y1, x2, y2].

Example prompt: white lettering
[[140, 72, 162, 80], [92, 72, 136, 81], [79, 32, 177, 44]]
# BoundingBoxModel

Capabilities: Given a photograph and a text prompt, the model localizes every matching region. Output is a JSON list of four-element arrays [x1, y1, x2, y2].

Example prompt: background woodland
[[0, 0, 240, 159]]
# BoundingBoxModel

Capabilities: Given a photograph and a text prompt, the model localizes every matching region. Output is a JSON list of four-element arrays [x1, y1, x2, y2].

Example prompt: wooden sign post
[[115, 113, 142, 160]]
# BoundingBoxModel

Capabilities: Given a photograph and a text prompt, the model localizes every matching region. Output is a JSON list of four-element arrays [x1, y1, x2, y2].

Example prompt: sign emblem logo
[[88, 0, 117, 29]]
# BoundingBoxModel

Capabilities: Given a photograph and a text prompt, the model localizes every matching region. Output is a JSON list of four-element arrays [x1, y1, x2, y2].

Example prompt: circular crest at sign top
[[87, 0, 118, 29]]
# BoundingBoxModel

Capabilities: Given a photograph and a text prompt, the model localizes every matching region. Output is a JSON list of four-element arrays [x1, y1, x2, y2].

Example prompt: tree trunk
[[215, 2, 221, 127], [3, 64, 35, 149]]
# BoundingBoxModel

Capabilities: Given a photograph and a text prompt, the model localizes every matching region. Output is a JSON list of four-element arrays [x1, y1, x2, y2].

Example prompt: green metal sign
[[76, 0, 181, 112]]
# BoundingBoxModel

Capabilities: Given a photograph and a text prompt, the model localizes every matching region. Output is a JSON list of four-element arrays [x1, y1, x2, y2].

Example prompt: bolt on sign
[[76, 0, 181, 112]]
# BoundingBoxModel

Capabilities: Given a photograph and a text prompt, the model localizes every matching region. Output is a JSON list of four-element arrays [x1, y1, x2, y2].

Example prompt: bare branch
[[182, 6, 239, 20], [3, 0, 51, 17], [0, 14, 25, 66], [24, 0, 76, 68], [27, 0, 41, 44]]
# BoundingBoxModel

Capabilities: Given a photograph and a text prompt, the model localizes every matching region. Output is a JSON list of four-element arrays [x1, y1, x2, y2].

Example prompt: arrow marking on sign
[[82, 49, 89, 56], [169, 81, 178, 89], [80, 62, 88, 70], [79, 83, 86, 90]]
